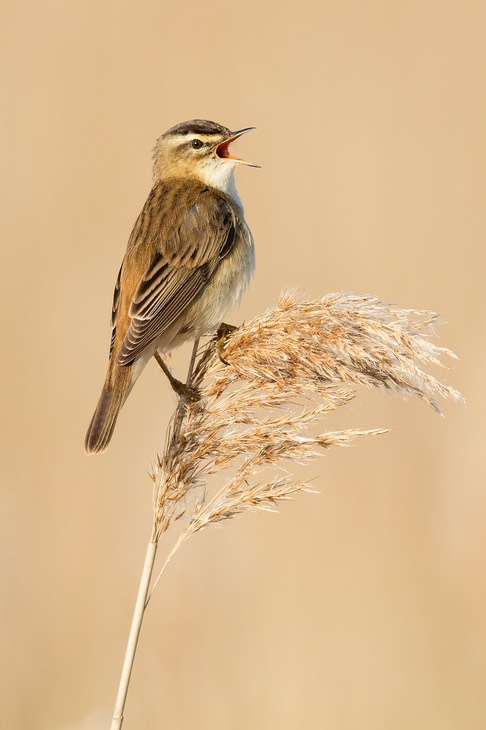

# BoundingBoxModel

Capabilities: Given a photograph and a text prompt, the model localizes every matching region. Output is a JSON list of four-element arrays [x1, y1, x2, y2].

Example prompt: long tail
[[85, 365, 133, 454]]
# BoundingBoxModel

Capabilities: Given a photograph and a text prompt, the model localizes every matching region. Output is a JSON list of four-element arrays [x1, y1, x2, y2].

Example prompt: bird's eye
[[191, 139, 203, 149]]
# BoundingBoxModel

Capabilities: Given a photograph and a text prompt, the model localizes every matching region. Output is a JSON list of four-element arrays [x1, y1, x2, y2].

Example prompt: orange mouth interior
[[215, 138, 244, 161]]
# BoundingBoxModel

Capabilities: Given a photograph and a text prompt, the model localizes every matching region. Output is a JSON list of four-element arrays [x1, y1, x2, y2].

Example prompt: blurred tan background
[[1, 1, 485, 728]]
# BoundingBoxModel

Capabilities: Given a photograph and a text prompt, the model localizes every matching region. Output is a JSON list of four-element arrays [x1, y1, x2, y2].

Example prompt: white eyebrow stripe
[[168, 133, 216, 146]]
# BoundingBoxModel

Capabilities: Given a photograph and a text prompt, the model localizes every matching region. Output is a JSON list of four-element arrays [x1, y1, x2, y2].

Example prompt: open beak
[[215, 127, 260, 167]]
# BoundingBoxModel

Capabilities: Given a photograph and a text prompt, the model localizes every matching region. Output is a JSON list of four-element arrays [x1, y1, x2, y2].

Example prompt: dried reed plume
[[111, 291, 462, 729]]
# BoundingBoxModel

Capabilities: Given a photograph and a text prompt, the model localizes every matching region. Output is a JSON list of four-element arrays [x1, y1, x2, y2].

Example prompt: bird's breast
[[189, 221, 255, 336]]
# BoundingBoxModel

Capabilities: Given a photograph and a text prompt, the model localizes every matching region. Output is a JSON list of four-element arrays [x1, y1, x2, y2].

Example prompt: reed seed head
[[151, 291, 462, 543]]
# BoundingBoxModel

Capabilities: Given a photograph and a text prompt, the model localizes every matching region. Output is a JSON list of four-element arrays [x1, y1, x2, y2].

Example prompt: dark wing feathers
[[115, 183, 237, 366], [130, 254, 167, 315], [119, 265, 210, 363], [109, 264, 122, 356]]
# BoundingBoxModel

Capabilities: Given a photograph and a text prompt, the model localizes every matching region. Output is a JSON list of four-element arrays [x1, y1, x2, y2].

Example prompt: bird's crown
[[162, 119, 231, 139]]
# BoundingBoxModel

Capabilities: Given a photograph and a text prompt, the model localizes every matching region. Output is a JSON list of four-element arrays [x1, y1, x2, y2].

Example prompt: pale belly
[[156, 224, 255, 353]]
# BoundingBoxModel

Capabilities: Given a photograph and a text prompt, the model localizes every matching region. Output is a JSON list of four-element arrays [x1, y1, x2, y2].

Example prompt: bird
[[85, 119, 258, 454]]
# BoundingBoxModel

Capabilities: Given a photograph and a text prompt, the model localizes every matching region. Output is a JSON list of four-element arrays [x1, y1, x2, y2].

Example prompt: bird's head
[[153, 119, 258, 194]]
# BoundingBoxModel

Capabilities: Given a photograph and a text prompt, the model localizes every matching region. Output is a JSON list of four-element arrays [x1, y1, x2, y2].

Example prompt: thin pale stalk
[[110, 539, 157, 730], [110, 339, 200, 729], [145, 531, 188, 607]]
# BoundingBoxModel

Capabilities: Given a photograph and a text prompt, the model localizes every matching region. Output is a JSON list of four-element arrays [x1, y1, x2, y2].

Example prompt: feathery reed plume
[[151, 291, 461, 545], [111, 291, 462, 729]]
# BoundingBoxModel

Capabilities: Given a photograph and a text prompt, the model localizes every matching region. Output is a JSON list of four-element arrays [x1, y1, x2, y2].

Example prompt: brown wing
[[116, 184, 237, 366]]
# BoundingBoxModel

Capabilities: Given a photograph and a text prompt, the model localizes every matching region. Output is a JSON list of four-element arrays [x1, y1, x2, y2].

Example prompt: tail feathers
[[85, 367, 132, 454]]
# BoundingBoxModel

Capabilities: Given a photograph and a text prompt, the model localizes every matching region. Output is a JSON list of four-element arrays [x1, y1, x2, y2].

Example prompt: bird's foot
[[169, 378, 200, 403], [216, 322, 238, 365], [154, 352, 200, 402]]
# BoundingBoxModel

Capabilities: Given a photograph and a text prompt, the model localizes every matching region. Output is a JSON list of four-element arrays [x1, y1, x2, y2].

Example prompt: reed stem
[[109, 339, 200, 729], [110, 539, 157, 730]]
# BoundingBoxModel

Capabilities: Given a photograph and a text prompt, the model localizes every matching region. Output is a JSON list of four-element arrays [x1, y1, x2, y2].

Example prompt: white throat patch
[[198, 159, 242, 205]]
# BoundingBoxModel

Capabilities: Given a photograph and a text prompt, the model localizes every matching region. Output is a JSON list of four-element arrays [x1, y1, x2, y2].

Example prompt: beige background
[[1, 1, 485, 728]]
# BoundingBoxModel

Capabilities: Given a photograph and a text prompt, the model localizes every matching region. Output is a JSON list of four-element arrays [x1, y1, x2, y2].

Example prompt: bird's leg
[[153, 352, 199, 402], [216, 322, 238, 365]]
